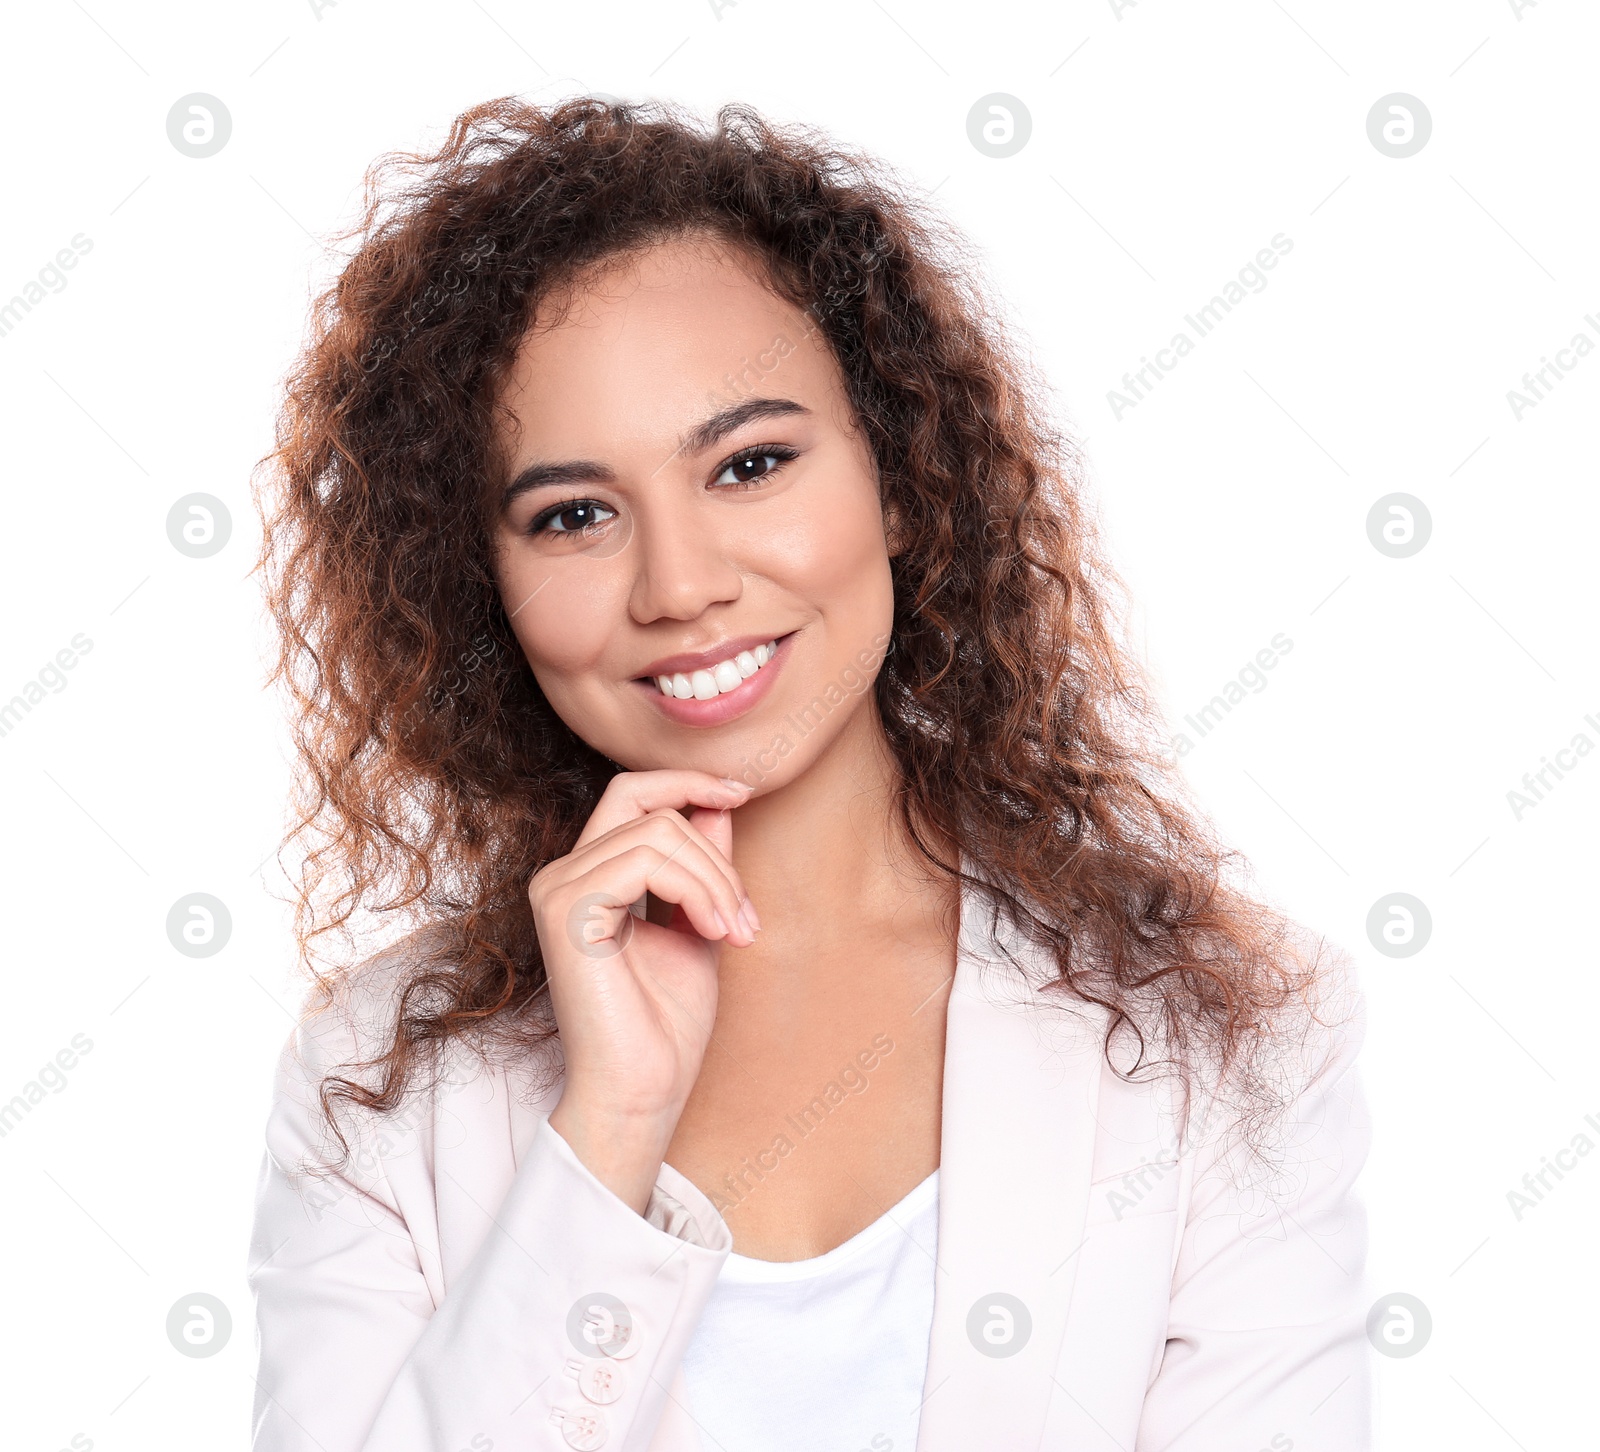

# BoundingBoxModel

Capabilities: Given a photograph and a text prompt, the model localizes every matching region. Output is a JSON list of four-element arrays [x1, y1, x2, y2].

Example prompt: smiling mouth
[[647, 636, 787, 699]]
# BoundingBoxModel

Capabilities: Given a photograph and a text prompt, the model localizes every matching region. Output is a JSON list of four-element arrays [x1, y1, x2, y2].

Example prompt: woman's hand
[[531, 770, 760, 1215]]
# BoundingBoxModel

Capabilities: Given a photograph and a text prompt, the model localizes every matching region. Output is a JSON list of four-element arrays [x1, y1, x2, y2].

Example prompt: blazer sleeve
[[1135, 947, 1374, 1452], [246, 982, 733, 1452]]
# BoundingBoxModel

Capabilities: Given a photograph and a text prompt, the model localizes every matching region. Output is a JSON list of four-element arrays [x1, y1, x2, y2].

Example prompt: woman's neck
[[715, 702, 960, 1002]]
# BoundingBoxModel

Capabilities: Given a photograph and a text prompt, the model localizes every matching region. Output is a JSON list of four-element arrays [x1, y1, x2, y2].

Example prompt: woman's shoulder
[[1074, 914, 1369, 1187], [267, 922, 509, 1177], [1269, 916, 1368, 1083], [1185, 917, 1371, 1202], [287, 922, 460, 1066]]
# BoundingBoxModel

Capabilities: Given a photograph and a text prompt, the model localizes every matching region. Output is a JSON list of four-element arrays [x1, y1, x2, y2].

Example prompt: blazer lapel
[[914, 863, 1104, 1450]]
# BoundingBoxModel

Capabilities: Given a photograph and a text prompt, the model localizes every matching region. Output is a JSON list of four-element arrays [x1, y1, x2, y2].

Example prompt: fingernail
[[736, 905, 756, 941], [719, 776, 753, 793], [742, 896, 763, 932], [711, 909, 729, 936]]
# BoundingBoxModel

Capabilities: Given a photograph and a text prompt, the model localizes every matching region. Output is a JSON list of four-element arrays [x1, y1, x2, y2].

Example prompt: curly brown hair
[[252, 94, 1345, 1170]]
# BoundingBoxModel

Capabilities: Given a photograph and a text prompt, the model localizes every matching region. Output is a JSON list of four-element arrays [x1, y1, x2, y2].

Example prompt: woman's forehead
[[527, 231, 789, 336], [499, 239, 841, 446]]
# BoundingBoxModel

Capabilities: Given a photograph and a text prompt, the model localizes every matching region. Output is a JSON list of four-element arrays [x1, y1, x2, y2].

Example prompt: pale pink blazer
[[247, 868, 1372, 1451]]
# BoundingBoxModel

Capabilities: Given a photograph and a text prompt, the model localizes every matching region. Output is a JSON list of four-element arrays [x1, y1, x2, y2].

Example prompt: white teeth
[[655, 639, 779, 699]]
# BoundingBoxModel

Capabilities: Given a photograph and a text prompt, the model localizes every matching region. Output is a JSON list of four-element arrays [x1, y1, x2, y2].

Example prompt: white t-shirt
[[679, 1168, 940, 1451]]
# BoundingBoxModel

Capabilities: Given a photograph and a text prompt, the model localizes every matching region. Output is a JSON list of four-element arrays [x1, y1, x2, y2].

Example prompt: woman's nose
[[626, 503, 745, 624]]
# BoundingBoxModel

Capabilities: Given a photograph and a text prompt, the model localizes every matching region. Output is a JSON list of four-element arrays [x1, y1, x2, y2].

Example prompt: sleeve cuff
[[647, 1161, 732, 1250], [537, 1113, 734, 1255]]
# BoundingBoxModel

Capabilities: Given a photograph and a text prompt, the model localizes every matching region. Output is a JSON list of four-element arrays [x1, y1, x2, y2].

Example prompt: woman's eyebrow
[[678, 396, 810, 457], [500, 458, 615, 512], [501, 397, 811, 512]]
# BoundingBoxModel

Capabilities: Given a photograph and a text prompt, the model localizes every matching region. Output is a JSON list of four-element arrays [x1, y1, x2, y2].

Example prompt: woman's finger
[[574, 770, 751, 849], [555, 843, 748, 948], [567, 800, 752, 919]]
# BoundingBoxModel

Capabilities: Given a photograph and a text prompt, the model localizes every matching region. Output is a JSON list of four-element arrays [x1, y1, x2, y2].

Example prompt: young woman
[[248, 96, 1371, 1452]]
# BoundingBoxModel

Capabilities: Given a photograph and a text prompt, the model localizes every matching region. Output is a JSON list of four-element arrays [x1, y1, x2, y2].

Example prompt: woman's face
[[488, 233, 896, 790]]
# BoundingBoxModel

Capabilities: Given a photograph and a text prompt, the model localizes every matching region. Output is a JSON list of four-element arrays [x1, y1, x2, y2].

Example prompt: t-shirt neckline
[[715, 1166, 940, 1283]]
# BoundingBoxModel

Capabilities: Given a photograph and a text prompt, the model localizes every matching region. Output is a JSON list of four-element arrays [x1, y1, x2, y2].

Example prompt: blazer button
[[558, 1406, 608, 1449], [577, 1358, 625, 1404]]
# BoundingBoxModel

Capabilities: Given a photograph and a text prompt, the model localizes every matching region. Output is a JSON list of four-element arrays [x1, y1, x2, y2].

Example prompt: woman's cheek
[[816, 501, 894, 606], [512, 570, 624, 678], [769, 477, 887, 589]]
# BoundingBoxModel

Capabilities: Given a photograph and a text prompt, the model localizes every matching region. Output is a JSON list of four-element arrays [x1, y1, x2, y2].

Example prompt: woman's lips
[[635, 631, 798, 727]]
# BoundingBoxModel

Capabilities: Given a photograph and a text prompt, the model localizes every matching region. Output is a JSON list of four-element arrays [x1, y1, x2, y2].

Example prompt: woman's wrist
[[547, 1094, 678, 1218]]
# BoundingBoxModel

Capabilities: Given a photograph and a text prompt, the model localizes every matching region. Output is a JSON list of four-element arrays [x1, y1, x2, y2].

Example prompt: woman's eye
[[533, 500, 615, 535], [713, 450, 791, 488]]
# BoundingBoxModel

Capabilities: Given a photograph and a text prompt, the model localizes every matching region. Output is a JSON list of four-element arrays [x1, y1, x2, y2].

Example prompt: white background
[[1, 1, 1595, 1449]]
